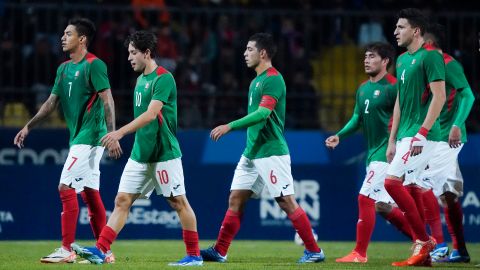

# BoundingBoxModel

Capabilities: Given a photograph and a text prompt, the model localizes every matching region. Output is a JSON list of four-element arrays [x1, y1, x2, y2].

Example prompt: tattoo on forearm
[[103, 95, 116, 132], [27, 96, 57, 128]]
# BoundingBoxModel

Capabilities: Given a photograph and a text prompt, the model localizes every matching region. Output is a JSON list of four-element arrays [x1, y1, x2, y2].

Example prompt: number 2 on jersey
[[364, 99, 370, 114]]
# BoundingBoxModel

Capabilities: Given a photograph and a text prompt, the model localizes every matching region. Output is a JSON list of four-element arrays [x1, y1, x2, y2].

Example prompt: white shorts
[[359, 161, 394, 203], [387, 137, 437, 185], [118, 158, 186, 198], [419, 142, 464, 197], [231, 155, 295, 198], [59, 144, 104, 193]]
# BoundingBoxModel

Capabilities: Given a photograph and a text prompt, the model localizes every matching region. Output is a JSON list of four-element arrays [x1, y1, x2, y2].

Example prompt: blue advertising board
[[0, 128, 479, 242]]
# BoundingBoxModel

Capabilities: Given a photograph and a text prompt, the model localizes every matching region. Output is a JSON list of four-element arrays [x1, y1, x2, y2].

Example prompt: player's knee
[[114, 193, 133, 211], [166, 196, 187, 212], [442, 191, 458, 206], [58, 183, 72, 191], [375, 201, 392, 215], [275, 195, 298, 214]]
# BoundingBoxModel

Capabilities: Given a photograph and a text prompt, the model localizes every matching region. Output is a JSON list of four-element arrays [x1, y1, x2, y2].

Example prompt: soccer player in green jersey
[[13, 18, 121, 263], [71, 31, 202, 266], [200, 33, 324, 263], [385, 8, 446, 266], [417, 24, 474, 263], [326, 42, 413, 263]]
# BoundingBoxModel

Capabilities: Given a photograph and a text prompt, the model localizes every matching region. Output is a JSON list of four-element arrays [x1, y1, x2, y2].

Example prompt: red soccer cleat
[[336, 250, 367, 263]]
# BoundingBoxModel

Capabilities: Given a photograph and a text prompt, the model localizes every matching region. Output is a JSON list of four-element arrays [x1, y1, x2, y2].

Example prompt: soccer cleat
[[448, 249, 470, 263], [76, 251, 114, 264], [335, 250, 367, 263], [297, 249, 325, 263], [168, 255, 203, 266], [200, 246, 227, 262], [71, 243, 105, 265], [391, 237, 435, 267], [40, 247, 76, 263], [430, 244, 449, 262]]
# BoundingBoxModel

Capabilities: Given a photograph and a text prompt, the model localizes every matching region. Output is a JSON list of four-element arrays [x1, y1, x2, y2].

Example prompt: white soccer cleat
[[40, 247, 76, 263]]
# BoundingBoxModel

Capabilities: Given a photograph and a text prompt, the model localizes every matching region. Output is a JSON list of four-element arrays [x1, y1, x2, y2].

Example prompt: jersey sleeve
[[262, 75, 285, 101], [90, 59, 111, 92], [152, 73, 175, 103], [446, 61, 470, 91], [424, 50, 445, 83], [51, 64, 65, 96]]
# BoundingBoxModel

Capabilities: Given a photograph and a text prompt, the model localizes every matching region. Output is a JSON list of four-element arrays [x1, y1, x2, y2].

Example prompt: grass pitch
[[0, 240, 478, 269]]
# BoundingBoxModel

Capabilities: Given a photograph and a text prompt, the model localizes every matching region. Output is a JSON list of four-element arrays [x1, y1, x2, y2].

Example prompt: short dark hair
[[364, 42, 396, 68], [397, 8, 428, 36], [425, 23, 446, 50], [248, 33, 277, 59], [68, 18, 96, 46], [124, 30, 157, 57]]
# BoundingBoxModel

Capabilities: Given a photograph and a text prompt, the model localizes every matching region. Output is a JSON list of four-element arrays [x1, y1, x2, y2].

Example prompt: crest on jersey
[[411, 59, 416, 65], [255, 82, 261, 88], [373, 90, 381, 97], [74, 71, 80, 78], [145, 82, 150, 89]]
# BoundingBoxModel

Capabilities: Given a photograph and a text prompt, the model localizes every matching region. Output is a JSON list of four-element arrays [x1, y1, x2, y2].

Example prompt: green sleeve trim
[[336, 113, 361, 139], [453, 87, 475, 126], [228, 107, 272, 130]]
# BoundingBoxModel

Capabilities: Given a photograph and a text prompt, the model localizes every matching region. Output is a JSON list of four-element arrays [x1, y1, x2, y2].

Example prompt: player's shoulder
[[359, 79, 369, 87], [421, 45, 442, 59], [384, 73, 397, 85], [155, 66, 170, 77], [266, 67, 281, 77]]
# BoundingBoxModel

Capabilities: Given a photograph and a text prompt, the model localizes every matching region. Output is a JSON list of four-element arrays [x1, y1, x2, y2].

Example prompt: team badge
[[255, 82, 260, 88], [74, 70, 80, 79], [411, 59, 416, 65], [145, 82, 150, 89], [373, 90, 381, 97]]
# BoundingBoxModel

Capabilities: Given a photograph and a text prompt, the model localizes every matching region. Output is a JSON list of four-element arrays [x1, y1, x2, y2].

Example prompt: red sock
[[354, 195, 375, 257], [96, 225, 117, 253], [288, 207, 320, 253], [385, 207, 413, 240], [423, 189, 444, 243], [183, 230, 200, 256], [214, 210, 242, 256], [80, 189, 106, 240], [405, 185, 425, 223], [384, 179, 429, 241], [444, 201, 465, 250], [60, 189, 79, 251]]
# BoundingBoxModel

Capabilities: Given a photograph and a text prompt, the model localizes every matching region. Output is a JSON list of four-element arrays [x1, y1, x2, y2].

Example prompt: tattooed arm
[[98, 89, 122, 158]]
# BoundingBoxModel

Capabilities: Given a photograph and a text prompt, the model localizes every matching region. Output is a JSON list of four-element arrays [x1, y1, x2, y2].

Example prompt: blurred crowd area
[[1, 1, 480, 132]]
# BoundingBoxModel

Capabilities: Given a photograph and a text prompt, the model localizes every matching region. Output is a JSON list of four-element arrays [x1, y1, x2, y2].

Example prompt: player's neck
[[69, 47, 88, 63], [406, 37, 424, 54], [143, 59, 158, 75], [370, 71, 387, 83], [255, 61, 272, 76]]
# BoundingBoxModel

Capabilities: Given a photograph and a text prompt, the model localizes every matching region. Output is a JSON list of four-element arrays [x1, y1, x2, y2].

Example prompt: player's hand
[[448, 125, 462, 148], [325, 135, 340, 149], [410, 133, 426, 156], [386, 141, 396, 163], [107, 141, 123, 159], [13, 126, 29, 149], [101, 130, 124, 149], [210, 124, 231, 141]]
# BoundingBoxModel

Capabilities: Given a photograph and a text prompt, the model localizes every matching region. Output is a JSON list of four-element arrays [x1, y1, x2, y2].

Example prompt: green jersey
[[441, 53, 470, 143], [395, 45, 445, 141], [130, 66, 182, 163], [51, 53, 110, 146], [243, 67, 289, 159], [355, 74, 397, 165]]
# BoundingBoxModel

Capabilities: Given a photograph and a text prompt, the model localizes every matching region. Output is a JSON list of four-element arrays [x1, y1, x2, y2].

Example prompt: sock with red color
[[214, 210, 242, 256], [96, 225, 117, 253], [288, 207, 321, 253], [354, 195, 375, 257], [444, 201, 465, 250], [60, 189, 79, 251], [384, 206, 414, 240], [384, 179, 429, 241], [80, 188, 106, 240], [183, 230, 200, 256], [423, 189, 444, 243]]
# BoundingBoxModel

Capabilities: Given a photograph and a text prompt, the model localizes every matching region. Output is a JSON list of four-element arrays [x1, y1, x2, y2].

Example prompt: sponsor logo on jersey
[[407, 169, 414, 174], [411, 59, 416, 65]]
